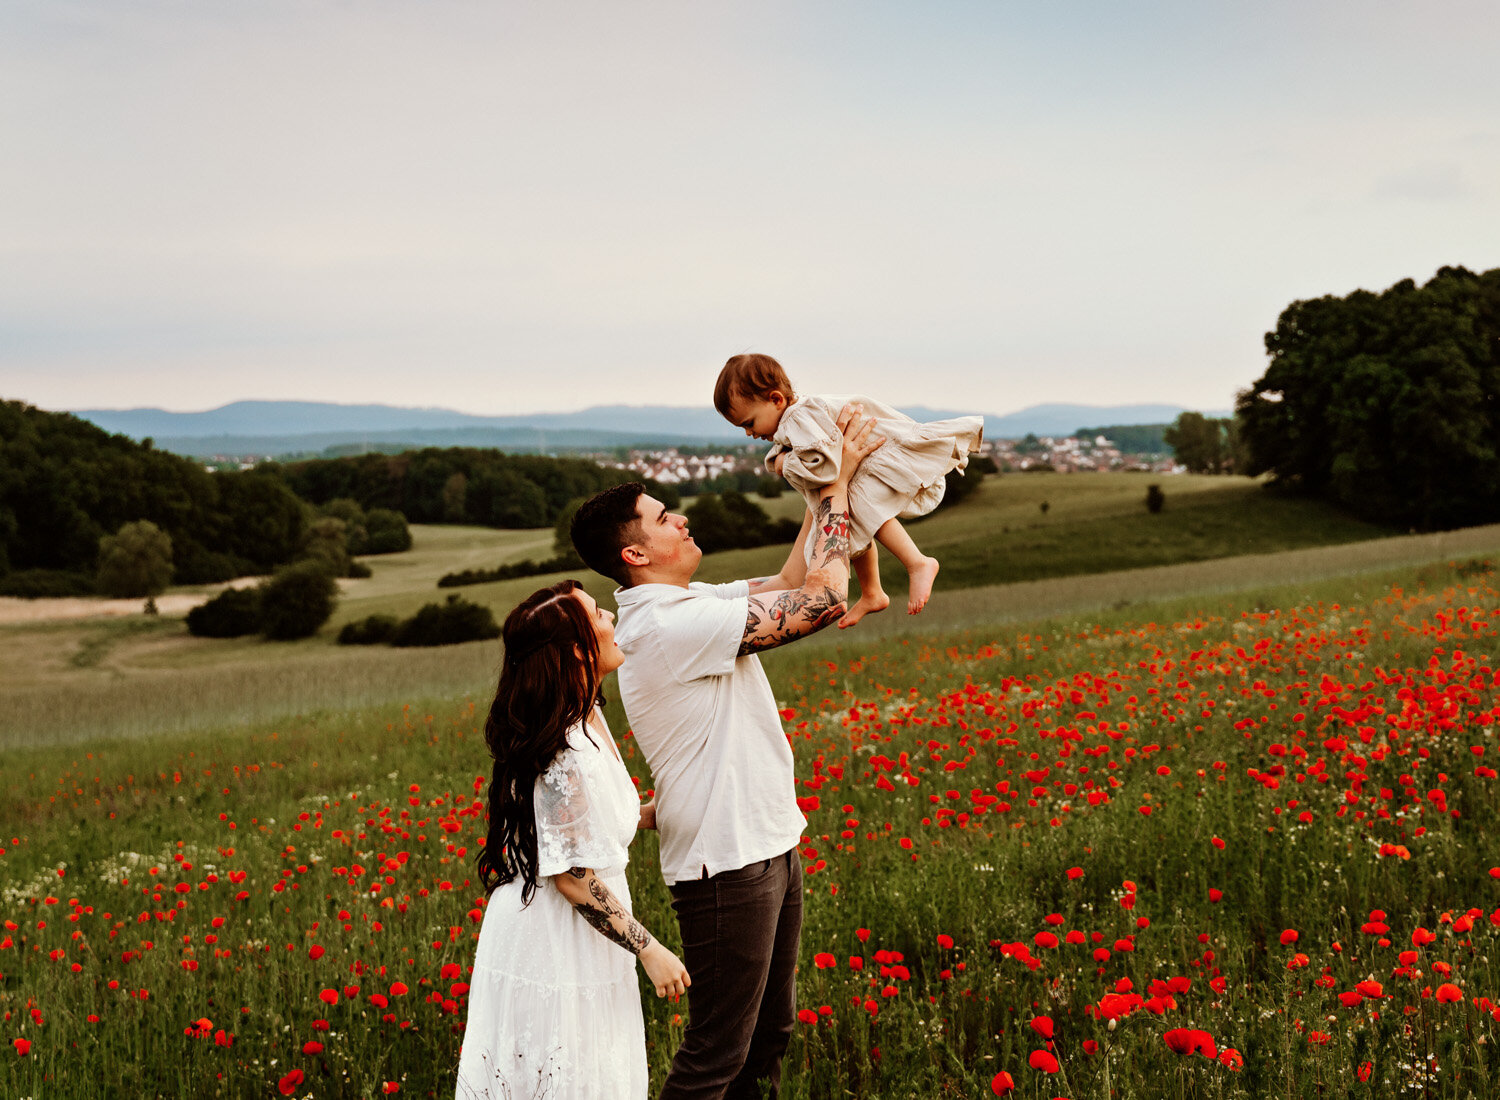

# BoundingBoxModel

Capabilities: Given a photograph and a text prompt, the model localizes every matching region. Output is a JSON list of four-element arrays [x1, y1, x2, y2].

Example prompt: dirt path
[[0, 577, 262, 625]]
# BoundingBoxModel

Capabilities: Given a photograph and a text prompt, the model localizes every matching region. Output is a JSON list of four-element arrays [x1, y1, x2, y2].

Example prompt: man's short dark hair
[[570, 482, 647, 587]]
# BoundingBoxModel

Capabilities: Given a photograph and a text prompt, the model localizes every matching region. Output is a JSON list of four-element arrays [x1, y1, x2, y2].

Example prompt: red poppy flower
[[813, 953, 836, 969], [1436, 983, 1463, 1004], [1028, 1049, 1060, 1073], [990, 1071, 1015, 1095], [1279, 929, 1298, 946], [277, 1069, 305, 1095], [1164, 1028, 1217, 1058], [13, 1038, 31, 1057], [1030, 1015, 1054, 1039]]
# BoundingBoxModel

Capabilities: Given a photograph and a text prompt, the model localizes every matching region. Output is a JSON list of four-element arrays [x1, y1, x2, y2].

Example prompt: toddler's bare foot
[[907, 557, 939, 614], [838, 590, 890, 629]]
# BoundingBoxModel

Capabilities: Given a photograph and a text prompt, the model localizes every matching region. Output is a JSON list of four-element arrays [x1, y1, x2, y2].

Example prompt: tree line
[[277, 448, 678, 528]]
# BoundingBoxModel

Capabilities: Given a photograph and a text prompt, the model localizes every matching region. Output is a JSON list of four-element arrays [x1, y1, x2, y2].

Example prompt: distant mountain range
[[67, 400, 1231, 458]]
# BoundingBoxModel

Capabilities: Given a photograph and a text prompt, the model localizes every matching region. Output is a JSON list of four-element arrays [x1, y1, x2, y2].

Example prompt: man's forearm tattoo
[[810, 497, 851, 568]]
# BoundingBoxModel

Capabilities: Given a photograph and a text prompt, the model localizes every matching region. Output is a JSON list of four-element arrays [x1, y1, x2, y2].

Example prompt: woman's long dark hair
[[475, 580, 605, 902]]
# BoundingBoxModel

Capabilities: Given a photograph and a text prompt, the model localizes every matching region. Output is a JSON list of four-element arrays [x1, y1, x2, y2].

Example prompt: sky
[[3, 0, 1498, 418]]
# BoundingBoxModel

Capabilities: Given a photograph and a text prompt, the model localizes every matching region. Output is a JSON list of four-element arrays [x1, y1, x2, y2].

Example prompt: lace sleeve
[[534, 750, 627, 877]]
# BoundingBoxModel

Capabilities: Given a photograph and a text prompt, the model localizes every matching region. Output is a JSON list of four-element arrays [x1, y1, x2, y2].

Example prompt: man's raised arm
[[738, 408, 880, 655]]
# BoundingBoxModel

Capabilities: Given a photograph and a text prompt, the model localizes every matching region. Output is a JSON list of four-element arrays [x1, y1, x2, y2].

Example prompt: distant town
[[599, 433, 1179, 485], [201, 431, 1181, 480]]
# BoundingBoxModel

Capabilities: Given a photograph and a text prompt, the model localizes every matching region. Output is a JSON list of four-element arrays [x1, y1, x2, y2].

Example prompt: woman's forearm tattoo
[[566, 868, 651, 955]]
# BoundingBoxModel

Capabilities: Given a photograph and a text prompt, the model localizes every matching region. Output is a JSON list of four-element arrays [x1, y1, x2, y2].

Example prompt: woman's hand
[[638, 799, 657, 831], [640, 940, 691, 1001]]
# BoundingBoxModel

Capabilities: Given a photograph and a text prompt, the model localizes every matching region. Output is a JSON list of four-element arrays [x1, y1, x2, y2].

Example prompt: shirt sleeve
[[534, 749, 627, 877], [778, 403, 842, 489], [656, 588, 747, 682]]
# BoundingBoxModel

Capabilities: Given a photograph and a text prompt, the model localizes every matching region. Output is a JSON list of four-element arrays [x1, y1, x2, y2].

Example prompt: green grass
[[4, 554, 1500, 1097], [0, 474, 1477, 752]]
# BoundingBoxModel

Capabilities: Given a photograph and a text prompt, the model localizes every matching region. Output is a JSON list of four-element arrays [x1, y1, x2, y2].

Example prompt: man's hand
[[832, 402, 884, 488]]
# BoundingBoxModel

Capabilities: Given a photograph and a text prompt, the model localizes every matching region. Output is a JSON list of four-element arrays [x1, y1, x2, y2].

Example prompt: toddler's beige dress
[[767, 393, 984, 556]]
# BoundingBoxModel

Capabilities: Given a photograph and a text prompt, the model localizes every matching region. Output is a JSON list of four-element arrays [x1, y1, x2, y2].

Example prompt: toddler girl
[[713, 353, 983, 627]]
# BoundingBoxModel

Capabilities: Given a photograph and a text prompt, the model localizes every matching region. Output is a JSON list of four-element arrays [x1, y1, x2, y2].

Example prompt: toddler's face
[[725, 390, 788, 441]]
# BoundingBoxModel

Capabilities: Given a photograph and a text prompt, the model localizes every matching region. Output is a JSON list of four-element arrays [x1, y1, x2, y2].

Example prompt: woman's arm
[[552, 867, 689, 999]]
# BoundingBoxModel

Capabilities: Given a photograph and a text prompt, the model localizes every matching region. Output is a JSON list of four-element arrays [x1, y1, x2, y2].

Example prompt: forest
[[0, 401, 308, 588]]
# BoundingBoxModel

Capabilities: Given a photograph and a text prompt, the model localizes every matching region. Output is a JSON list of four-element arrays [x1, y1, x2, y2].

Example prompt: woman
[[456, 580, 689, 1100]]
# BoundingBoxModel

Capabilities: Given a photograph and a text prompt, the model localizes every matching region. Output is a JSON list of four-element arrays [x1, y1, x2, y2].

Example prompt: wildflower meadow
[[4, 557, 1500, 1098]]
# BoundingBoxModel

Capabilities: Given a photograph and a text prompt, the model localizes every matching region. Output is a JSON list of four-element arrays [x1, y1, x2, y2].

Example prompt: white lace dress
[[455, 711, 648, 1100]]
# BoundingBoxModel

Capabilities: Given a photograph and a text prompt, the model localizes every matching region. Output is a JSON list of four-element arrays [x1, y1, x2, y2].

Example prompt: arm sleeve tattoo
[[738, 495, 851, 655], [565, 868, 651, 955]]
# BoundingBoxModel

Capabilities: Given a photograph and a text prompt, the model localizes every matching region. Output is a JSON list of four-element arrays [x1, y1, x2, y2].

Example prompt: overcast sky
[[3, 1, 1497, 417]]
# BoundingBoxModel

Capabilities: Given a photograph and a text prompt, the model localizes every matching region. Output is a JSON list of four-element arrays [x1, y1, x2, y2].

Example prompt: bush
[[0, 569, 96, 598], [1146, 484, 1166, 514], [258, 562, 339, 640], [186, 587, 262, 638], [347, 560, 373, 579], [364, 509, 412, 554], [390, 594, 500, 648], [337, 614, 399, 646]]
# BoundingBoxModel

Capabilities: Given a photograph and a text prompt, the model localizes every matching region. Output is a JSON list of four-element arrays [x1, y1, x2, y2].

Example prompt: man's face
[[627, 493, 700, 577]]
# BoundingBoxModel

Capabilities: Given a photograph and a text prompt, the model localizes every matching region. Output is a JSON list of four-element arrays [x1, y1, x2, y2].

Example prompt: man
[[570, 406, 879, 1099]]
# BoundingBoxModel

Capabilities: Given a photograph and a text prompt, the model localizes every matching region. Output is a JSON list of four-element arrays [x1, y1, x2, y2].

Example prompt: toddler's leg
[[837, 545, 891, 629], [876, 519, 940, 614]]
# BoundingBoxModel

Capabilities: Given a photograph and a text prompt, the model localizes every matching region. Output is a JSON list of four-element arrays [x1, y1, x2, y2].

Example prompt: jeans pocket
[[715, 858, 773, 884]]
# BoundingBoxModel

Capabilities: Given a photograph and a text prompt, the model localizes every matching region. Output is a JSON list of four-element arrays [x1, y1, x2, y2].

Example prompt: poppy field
[[3, 556, 1500, 1098]]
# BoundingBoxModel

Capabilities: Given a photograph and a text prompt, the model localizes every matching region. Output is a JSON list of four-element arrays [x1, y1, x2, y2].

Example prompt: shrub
[[258, 562, 339, 641], [0, 569, 96, 598], [347, 560, 373, 579], [390, 594, 500, 648], [1146, 484, 1166, 514], [337, 614, 399, 646], [364, 509, 412, 554], [186, 587, 262, 638]]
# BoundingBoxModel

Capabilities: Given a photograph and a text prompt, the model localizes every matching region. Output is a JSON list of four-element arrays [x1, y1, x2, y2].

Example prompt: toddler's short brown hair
[[713, 354, 795, 418]]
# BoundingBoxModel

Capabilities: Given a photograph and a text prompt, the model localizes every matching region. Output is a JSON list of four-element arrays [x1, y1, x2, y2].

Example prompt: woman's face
[[571, 588, 623, 675]]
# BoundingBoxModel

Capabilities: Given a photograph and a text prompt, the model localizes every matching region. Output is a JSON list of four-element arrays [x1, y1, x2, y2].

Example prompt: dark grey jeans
[[659, 849, 804, 1100]]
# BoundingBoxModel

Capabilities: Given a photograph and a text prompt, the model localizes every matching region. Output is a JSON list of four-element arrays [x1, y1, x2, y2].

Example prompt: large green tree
[[1236, 266, 1500, 529], [1164, 412, 1235, 474], [96, 520, 174, 598]]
